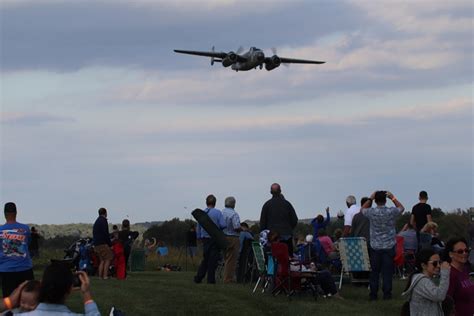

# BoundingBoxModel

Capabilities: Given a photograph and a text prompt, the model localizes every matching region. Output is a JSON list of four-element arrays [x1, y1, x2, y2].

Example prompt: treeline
[[32, 208, 471, 250], [141, 208, 471, 248]]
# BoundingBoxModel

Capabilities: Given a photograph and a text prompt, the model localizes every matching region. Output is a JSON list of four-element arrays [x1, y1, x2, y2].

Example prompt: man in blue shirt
[[194, 195, 226, 284], [311, 207, 331, 238], [0, 202, 34, 297]]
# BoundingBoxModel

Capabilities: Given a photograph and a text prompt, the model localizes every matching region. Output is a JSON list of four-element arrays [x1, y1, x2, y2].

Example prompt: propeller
[[271, 47, 289, 67], [211, 46, 215, 65]]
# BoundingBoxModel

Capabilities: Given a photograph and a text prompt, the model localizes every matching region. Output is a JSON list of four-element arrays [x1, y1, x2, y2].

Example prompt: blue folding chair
[[338, 237, 371, 289]]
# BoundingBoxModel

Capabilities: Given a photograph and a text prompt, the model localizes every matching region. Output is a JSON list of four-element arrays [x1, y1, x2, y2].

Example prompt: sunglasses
[[428, 260, 440, 267], [452, 248, 469, 255]]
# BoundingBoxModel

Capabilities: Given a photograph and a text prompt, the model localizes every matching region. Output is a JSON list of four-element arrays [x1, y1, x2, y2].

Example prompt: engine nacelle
[[222, 52, 238, 67], [265, 55, 281, 71]]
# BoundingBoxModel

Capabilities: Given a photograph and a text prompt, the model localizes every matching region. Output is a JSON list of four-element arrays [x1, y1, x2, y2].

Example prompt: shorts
[[94, 244, 113, 261], [0, 269, 34, 298]]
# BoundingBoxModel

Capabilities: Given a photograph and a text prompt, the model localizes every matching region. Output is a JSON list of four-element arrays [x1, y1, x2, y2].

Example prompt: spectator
[[28, 227, 41, 259], [144, 238, 157, 258], [194, 195, 226, 284], [351, 197, 371, 245], [398, 223, 418, 252], [118, 219, 139, 276], [343, 196, 360, 237], [362, 190, 404, 301], [317, 230, 339, 260], [239, 223, 254, 253], [92, 208, 112, 280], [445, 237, 474, 316], [0, 202, 34, 298], [421, 222, 444, 252], [402, 249, 451, 316], [186, 226, 198, 259], [15, 280, 41, 313], [221, 196, 242, 283], [410, 191, 432, 246], [351, 197, 371, 282], [21, 263, 100, 315], [260, 183, 298, 255], [469, 217, 474, 271], [310, 207, 330, 239]]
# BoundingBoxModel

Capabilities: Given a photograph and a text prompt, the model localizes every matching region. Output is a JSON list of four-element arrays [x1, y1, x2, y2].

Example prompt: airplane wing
[[279, 57, 325, 64], [174, 49, 247, 62], [174, 49, 227, 59]]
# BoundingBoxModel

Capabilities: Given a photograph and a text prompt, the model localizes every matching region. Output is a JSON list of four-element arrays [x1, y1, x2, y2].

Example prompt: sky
[[1, 0, 473, 225]]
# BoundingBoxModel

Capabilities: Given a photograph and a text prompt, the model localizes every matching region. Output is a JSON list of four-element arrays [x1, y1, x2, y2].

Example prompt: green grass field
[[57, 271, 408, 316], [34, 248, 408, 315]]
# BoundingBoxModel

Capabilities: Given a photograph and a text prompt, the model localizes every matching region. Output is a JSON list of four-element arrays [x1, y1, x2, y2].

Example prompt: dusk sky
[[1, 0, 472, 224]]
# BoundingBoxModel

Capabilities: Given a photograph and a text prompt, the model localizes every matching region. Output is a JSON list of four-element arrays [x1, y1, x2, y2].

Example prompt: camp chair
[[251, 241, 272, 293], [419, 232, 432, 250], [394, 236, 405, 278], [271, 242, 318, 298], [338, 237, 371, 289], [237, 238, 255, 283], [157, 246, 169, 256], [403, 249, 416, 275]]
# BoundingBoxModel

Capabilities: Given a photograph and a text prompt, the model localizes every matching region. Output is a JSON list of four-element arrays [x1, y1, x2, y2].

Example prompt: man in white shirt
[[221, 196, 242, 283], [343, 195, 360, 237]]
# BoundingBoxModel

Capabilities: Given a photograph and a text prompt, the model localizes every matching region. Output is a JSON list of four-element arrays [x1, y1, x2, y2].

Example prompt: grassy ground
[[50, 271, 408, 316], [35, 248, 409, 316]]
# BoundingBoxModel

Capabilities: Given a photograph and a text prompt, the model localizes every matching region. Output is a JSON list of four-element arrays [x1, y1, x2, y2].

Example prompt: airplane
[[173, 46, 325, 71]]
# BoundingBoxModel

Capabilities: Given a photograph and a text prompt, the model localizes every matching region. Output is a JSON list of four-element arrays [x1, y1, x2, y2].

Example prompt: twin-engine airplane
[[174, 46, 325, 71]]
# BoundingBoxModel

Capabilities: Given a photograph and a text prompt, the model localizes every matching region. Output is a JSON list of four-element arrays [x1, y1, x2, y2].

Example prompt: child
[[19, 280, 40, 312]]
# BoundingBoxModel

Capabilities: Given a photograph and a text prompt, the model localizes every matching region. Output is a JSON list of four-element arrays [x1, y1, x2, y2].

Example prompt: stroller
[[63, 237, 98, 276]]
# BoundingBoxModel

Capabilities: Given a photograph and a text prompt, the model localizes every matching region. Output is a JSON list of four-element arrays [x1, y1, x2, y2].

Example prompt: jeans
[[369, 246, 395, 299], [195, 238, 220, 284]]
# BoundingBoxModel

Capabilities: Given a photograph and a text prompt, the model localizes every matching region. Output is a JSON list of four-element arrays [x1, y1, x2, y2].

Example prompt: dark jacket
[[93, 216, 111, 246], [260, 195, 298, 236]]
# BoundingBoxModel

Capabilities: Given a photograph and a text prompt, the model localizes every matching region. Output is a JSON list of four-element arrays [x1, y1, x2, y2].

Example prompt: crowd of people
[[192, 185, 473, 315], [0, 185, 473, 315], [0, 203, 138, 315]]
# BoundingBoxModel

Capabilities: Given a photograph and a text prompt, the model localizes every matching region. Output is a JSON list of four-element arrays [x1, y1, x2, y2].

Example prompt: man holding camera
[[361, 191, 404, 301]]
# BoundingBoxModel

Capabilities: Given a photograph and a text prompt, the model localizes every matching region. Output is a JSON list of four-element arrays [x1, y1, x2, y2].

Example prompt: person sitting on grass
[[20, 262, 100, 316]]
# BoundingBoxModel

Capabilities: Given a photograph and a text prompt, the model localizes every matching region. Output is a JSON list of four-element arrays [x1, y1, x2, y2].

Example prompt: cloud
[[350, 0, 473, 35], [0, 1, 362, 72], [0, 112, 75, 125]]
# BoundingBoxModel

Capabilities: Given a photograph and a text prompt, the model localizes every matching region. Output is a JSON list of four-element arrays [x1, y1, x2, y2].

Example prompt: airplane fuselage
[[231, 47, 265, 71]]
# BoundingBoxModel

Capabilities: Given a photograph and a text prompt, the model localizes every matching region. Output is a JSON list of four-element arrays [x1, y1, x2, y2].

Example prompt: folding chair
[[271, 242, 318, 298], [338, 237, 371, 289], [251, 241, 271, 293], [419, 232, 432, 250], [394, 236, 406, 279]]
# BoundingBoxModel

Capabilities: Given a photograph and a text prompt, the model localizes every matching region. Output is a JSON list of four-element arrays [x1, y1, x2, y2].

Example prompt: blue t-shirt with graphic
[[0, 222, 33, 272]]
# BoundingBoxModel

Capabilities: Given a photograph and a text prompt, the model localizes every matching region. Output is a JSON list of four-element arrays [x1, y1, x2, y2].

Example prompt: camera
[[72, 274, 82, 287]]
